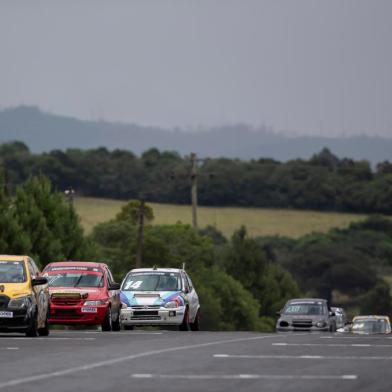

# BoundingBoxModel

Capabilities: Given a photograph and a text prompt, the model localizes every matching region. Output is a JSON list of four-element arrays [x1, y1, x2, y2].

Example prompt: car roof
[[44, 261, 108, 269], [353, 315, 390, 322], [0, 255, 28, 262], [130, 268, 184, 274], [287, 298, 327, 303]]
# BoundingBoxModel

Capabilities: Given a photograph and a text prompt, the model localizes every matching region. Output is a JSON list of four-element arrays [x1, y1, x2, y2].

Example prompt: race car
[[0, 255, 50, 336], [42, 261, 121, 331], [276, 298, 337, 332], [349, 315, 391, 334], [119, 267, 200, 331]]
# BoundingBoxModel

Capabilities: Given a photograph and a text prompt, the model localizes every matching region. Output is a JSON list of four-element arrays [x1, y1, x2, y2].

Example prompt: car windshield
[[352, 319, 388, 334], [46, 272, 104, 288], [0, 261, 26, 283], [122, 272, 182, 291], [284, 302, 326, 315]]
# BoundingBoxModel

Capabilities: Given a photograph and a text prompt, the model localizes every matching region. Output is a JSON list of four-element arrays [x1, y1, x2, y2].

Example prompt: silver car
[[276, 298, 337, 332], [119, 267, 200, 331], [331, 307, 347, 330]]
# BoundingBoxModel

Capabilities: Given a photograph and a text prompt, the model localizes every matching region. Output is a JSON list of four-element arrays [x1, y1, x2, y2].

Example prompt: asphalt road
[[1, 329, 392, 392]]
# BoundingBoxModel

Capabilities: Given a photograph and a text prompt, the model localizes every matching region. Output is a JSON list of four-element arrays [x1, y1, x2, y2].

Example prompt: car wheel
[[112, 310, 121, 332], [179, 307, 190, 331], [26, 312, 38, 337], [190, 310, 200, 331], [101, 307, 113, 331], [38, 308, 50, 337]]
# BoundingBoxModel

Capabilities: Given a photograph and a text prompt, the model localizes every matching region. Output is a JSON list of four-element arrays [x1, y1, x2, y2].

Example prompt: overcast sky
[[0, 0, 391, 137]]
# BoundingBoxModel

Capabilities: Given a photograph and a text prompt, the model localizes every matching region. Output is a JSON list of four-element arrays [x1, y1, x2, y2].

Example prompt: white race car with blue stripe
[[119, 268, 200, 331]]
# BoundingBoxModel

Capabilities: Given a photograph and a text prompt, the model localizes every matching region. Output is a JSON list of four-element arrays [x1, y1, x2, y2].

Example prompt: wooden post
[[135, 200, 145, 268], [190, 153, 198, 229]]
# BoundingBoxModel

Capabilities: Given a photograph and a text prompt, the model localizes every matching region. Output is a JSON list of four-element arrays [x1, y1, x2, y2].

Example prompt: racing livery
[[0, 255, 50, 336], [120, 267, 200, 331], [43, 261, 121, 331]]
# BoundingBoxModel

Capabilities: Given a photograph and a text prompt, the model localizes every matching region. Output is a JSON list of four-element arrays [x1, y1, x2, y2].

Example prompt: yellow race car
[[351, 315, 391, 334], [0, 255, 50, 336]]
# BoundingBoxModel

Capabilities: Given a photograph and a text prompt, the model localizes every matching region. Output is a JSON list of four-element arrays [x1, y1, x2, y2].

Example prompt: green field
[[74, 197, 368, 239]]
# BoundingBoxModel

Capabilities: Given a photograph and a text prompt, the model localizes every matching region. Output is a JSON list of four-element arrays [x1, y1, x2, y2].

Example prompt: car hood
[[0, 282, 31, 299], [49, 287, 106, 300], [120, 290, 185, 307], [279, 314, 327, 322]]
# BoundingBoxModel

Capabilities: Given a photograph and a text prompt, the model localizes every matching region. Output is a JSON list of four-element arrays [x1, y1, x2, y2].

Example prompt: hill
[[1, 106, 391, 165]]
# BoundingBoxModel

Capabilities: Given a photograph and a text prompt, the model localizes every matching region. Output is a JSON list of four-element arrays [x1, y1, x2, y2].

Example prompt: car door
[[105, 266, 120, 315], [28, 258, 49, 329], [182, 272, 199, 322]]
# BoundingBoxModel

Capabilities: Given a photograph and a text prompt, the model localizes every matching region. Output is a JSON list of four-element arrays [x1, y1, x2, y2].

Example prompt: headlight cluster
[[8, 295, 32, 309], [315, 320, 327, 328], [164, 299, 182, 308], [84, 300, 107, 306]]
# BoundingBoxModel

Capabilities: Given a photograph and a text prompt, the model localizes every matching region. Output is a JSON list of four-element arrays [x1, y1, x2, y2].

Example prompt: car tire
[[112, 310, 121, 332], [190, 310, 200, 331], [26, 312, 38, 337], [179, 307, 190, 331], [101, 307, 113, 332]]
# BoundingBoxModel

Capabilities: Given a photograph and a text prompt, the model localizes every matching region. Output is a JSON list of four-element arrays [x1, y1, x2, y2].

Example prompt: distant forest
[[1, 141, 392, 214]]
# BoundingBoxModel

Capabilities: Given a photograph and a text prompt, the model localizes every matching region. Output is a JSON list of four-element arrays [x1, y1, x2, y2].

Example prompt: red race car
[[42, 261, 121, 331]]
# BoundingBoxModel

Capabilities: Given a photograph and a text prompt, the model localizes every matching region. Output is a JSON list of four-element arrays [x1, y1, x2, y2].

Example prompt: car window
[[122, 272, 182, 291], [28, 259, 38, 279], [0, 260, 26, 283]]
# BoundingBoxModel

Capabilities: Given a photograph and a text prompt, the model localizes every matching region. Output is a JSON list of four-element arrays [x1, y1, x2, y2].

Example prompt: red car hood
[[49, 286, 106, 300]]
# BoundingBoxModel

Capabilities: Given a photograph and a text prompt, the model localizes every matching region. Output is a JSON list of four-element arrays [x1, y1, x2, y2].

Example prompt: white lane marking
[[0, 334, 279, 389], [0, 337, 95, 341], [0, 347, 19, 350], [214, 354, 392, 360], [50, 331, 163, 335], [273, 343, 392, 348], [131, 373, 357, 381]]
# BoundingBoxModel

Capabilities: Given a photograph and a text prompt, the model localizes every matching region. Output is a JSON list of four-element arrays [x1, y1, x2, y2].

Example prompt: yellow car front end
[[0, 255, 49, 336]]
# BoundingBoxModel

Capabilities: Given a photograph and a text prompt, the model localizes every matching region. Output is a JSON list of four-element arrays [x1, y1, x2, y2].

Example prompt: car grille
[[292, 320, 313, 328], [131, 315, 161, 321], [133, 311, 159, 316], [0, 295, 10, 309], [51, 297, 82, 306], [131, 305, 160, 310], [53, 309, 78, 317]]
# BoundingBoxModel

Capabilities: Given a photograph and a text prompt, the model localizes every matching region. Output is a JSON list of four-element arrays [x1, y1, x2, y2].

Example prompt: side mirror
[[329, 311, 336, 317], [32, 277, 48, 286], [276, 311, 281, 317], [109, 282, 121, 290]]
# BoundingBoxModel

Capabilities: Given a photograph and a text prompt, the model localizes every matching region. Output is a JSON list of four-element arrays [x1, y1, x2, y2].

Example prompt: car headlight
[[165, 300, 180, 309], [84, 300, 107, 306], [315, 321, 327, 328], [8, 295, 32, 309]]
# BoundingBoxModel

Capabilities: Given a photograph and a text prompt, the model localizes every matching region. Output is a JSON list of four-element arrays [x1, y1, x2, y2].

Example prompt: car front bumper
[[49, 305, 108, 325], [0, 308, 32, 332], [120, 306, 185, 326]]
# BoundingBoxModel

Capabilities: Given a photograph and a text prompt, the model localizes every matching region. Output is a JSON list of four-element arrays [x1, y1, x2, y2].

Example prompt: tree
[[0, 167, 31, 254], [13, 175, 94, 267], [223, 226, 300, 317]]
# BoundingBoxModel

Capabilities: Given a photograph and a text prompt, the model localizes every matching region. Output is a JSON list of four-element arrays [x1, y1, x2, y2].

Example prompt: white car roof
[[130, 268, 184, 274]]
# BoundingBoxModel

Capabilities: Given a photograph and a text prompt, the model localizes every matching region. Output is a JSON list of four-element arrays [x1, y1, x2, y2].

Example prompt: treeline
[[1, 170, 392, 330], [2, 141, 392, 214]]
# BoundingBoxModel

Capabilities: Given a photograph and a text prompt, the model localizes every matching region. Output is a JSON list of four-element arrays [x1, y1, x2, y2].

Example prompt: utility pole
[[135, 200, 145, 268], [190, 153, 198, 229]]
